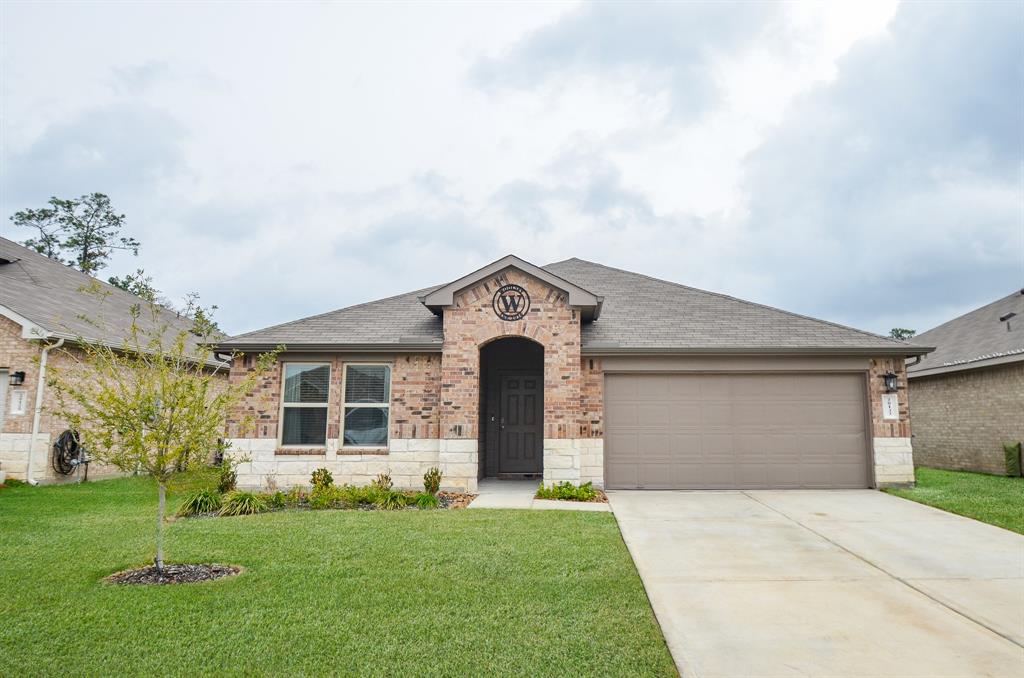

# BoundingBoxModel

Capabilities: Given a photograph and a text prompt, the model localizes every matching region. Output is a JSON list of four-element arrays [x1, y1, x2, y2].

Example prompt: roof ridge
[[556, 257, 909, 346]]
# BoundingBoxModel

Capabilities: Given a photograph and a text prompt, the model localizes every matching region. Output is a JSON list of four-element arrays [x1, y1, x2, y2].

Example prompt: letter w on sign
[[500, 293, 521, 313]]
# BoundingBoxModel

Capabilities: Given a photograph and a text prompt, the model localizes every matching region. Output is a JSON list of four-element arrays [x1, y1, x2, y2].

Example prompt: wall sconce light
[[8, 371, 26, 387], [882, 372, 899, 393]]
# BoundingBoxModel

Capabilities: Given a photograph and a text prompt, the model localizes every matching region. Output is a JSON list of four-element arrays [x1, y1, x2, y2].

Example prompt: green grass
[[885, 467, 1024, 534], [0, 477, 675, 677]]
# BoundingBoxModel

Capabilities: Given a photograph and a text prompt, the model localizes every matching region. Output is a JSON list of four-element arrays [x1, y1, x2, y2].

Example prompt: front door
[[498, 373, 543, 475]]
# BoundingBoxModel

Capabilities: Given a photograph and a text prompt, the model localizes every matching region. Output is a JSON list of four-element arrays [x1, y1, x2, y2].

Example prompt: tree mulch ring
[[105, 563, 241, 585]]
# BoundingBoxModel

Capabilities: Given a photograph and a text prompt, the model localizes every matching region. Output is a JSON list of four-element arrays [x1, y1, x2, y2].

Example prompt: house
[[0, 237, 228, 484], [217, 255, 930, 492], [907, 289, 1024, 475]]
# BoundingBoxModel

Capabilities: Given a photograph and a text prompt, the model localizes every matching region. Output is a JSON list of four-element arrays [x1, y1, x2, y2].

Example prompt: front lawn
[[0, 477, 675, 677], [885, 467, 1024, 534]]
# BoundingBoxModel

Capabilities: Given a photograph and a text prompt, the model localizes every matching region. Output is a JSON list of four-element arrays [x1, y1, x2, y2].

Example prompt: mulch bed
[[438, 492, 475, 509], [105, 563, 241, 585]]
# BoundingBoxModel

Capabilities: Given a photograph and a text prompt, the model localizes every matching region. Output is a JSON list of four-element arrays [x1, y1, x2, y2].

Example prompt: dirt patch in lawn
[[105, 563, 242, 585]]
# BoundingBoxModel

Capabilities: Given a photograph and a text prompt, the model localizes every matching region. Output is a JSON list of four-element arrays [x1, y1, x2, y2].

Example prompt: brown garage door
[[605, 373, 870, 489]]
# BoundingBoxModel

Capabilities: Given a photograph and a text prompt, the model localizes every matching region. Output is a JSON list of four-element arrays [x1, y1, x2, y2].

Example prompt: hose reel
[[52, 429, 90, 479]]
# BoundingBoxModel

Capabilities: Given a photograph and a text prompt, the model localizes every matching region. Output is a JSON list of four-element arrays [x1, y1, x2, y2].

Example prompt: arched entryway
[[479, 337, 544, 479]]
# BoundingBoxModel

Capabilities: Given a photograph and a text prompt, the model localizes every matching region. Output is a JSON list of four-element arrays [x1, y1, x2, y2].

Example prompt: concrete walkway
[[467, 479, 610, 511], [608, 490, 1024, 678]]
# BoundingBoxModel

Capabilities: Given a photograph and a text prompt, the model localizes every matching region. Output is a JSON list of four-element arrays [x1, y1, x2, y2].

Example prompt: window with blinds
[[343, 364, 390, 447], [281, 363, 330, 446]]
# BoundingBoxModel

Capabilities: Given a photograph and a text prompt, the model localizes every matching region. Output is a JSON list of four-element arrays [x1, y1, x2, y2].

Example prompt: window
[[343, 364, 390, 447], [280, 363, 330, 446]]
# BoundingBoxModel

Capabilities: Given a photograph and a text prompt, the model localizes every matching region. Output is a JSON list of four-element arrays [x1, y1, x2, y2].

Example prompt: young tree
[[108, 268, 162, 303], [12, 193, 140, 274], [47, 288, 279, 571], [889, 328, 916, 341]]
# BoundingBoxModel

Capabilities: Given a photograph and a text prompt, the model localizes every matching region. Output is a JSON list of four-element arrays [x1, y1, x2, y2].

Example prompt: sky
[[1, 0, 1021, 338]]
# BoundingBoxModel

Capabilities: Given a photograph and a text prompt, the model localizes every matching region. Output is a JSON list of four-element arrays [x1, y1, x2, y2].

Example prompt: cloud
[[471, 1, 782, 118], [1, 103, 187, 210], [734, 0, 1024, 333]]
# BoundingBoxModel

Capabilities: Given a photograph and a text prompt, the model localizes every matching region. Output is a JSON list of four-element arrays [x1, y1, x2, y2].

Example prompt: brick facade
[[439, 268, 581, 440], [225, 267, 919, 491], [909, 362, 1024, 475]]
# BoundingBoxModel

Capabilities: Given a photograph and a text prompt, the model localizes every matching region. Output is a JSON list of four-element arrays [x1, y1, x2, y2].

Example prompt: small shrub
[[2, 478, 27, 488], [311, 467, 334, 490], [414, 492, 440, 509], [338, 483, 384, 508], [372, 473, 393, 491], [535, 481, 598, 502], [176, 488, 222, 516], [219, 490, 268, 516], [267, 490, 287, 509], [374, 489, 409, 510], [286, 485, 308, 506], [309, 485, 341, 510], [218, 463, 237, 494], [263, 472, 279, 493], [423, 467, 442, 495]]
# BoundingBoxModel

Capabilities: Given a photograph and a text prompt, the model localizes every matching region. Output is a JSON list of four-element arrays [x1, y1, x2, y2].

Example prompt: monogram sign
[[492, 284, 530, 321]]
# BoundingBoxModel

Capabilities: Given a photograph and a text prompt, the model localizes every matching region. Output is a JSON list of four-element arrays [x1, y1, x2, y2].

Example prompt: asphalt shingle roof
[[0, 237, 218, 363], [907, 289, 1024, 377], [220, 256, 923, 355]]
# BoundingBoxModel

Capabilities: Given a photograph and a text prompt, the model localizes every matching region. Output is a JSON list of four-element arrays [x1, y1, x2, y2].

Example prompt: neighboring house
[[217, 255, 929, 492], [907, 289, 1024, 475], [0, 237, 228, 484]]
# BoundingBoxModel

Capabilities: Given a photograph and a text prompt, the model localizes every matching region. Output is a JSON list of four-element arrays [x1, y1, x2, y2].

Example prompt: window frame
[[341, 362, 392, 450], [278, 361, 331, 449]]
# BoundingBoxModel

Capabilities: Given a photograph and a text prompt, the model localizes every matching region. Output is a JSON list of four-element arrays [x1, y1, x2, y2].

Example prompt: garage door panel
[[638, 403, 671, 427], [606, 373, 869, 489], [671, 434, 703, 461]]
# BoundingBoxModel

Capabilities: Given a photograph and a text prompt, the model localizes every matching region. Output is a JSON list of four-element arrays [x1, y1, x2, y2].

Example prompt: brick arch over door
[[438, 268, 583, 441]]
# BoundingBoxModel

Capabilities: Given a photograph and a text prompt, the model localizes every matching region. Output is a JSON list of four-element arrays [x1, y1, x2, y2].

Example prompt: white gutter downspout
[[26, 337, 64, 485]]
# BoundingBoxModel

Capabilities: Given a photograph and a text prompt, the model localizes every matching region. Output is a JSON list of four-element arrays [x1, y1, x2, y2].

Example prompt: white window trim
[[278, 361, 331, 449], [341, 362, 392, 450]]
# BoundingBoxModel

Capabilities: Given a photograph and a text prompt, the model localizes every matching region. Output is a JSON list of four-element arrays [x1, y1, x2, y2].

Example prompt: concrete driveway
[[608, 490, 1024, 678]]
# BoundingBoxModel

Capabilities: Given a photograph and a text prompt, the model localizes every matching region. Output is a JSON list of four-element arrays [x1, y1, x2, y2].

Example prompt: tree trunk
[[156, 481, 166, 572]]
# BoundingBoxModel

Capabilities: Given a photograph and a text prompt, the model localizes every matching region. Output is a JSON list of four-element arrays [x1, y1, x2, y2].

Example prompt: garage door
[[605, 373, 870, 489]]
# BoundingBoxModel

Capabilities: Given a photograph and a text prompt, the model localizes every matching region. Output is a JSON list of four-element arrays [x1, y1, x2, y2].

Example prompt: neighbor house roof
[[0, 237, 223, 366], [218, 255, 928, 357], [907, 289, 1024, 378]]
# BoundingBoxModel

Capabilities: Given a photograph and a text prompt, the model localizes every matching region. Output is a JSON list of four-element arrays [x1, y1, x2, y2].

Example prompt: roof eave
[[0, 303, 53, 340], [908, 352, 1024, 379], [580, 345, 935, 357], [212, 341, 445, 354]]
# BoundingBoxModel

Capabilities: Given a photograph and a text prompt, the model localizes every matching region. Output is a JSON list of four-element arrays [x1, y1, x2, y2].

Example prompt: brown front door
[[498, 373, 543, 475]]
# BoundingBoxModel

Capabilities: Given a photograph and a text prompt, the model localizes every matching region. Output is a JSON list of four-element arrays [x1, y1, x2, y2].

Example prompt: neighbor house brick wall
[[1, 316, 142, 482], [439, 268, 582, 440], [0, 315, 42, 437], [909, 362, 1024, 475]]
